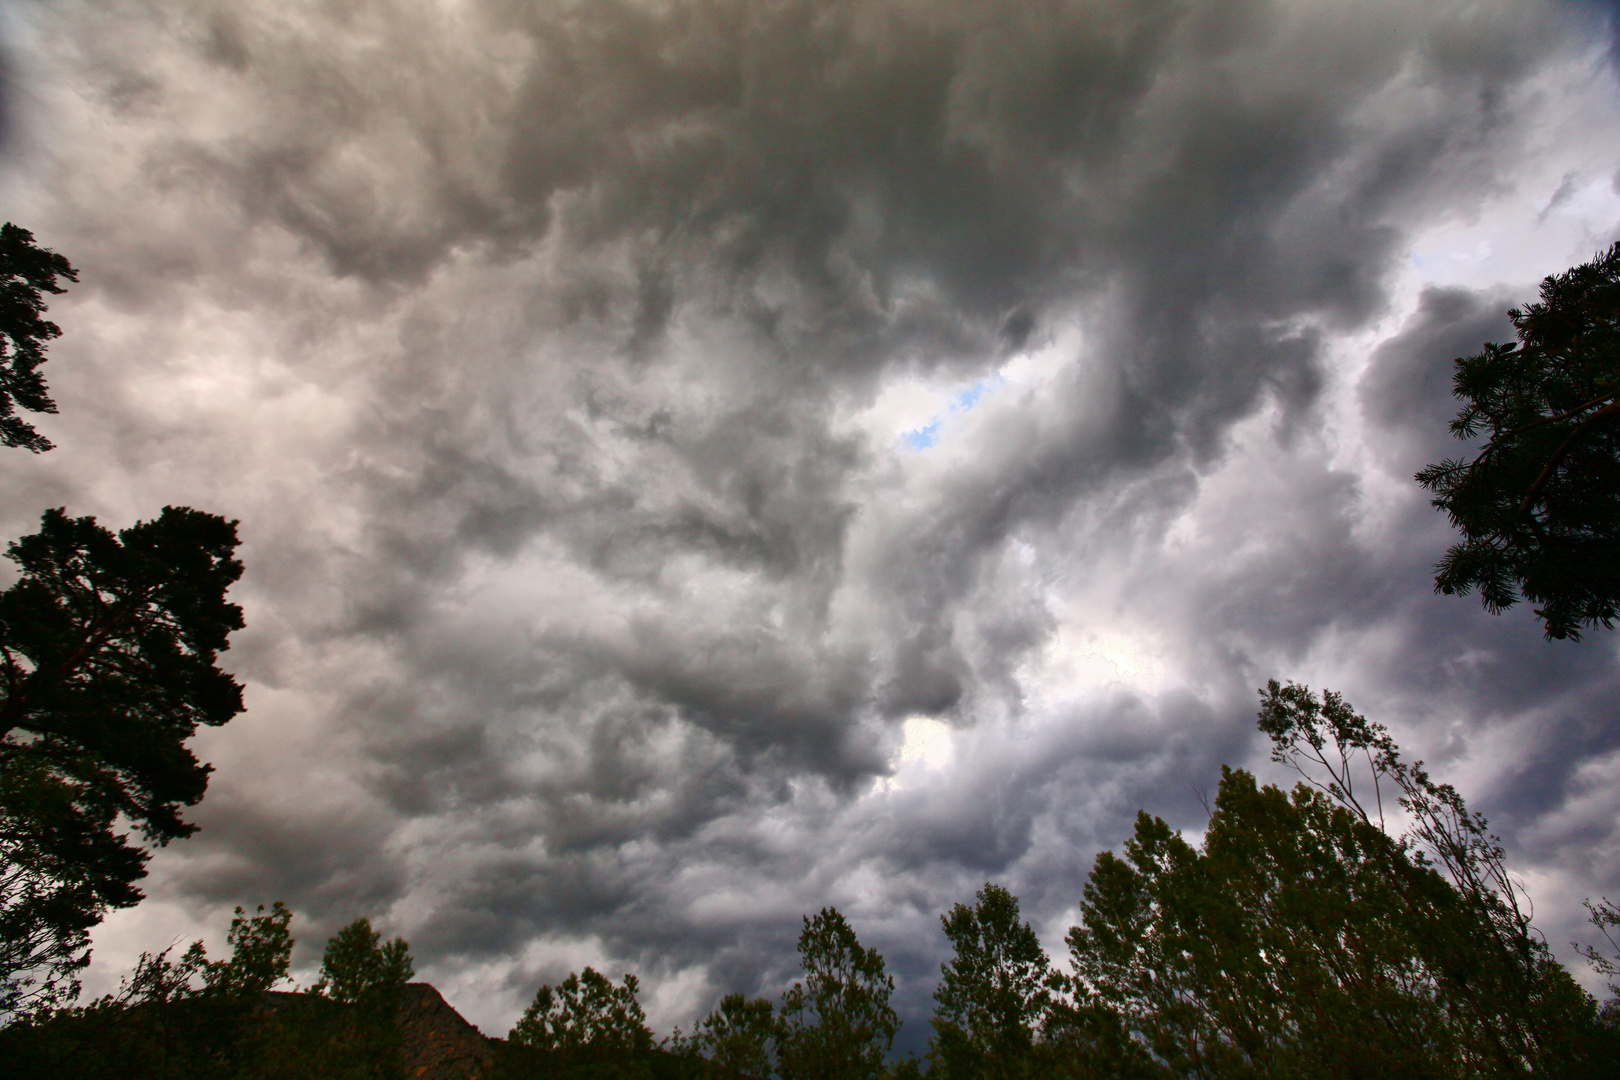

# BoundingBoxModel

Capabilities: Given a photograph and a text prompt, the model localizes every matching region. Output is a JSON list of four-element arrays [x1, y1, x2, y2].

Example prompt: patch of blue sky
[[952, 379, 992, 411], [900, 376, 1003, 451], [903, 419, 942, 449]]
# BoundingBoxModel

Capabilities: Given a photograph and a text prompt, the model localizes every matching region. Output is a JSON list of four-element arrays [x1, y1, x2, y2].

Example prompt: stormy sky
[[3, 0, 1620, 1044]]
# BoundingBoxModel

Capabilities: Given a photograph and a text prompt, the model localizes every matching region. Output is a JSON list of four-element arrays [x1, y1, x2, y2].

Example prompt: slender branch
[[1499, 388, 1620, 438], [1518, 398, 1620, 515]]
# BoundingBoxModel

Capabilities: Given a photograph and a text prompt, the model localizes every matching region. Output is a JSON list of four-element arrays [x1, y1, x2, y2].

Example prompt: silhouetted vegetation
[[1418, 242, 1620, 640], [0, 904, 419, 1079], [5, 682, 1618, 1078], [677, 991, 776, 1078], [0, 223, 77, 453], [0, 506, 245, 1015], [927, 883, 1050, 1080]]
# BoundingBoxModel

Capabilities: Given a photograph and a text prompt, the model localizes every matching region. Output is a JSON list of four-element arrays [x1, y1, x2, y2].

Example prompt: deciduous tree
[[118, 901, 295, 1004], [929, 883, 1051, 1080], [510, 966, 654, 1056], [314, 918, 414, 1006], [1057, 683, 1609, 1079], [684, 991, 776, 1079], [776, 907, 898, 1080]]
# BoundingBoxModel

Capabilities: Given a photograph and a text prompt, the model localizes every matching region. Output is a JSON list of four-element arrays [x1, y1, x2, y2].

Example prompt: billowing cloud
[[1, 0, 1618, 1043]]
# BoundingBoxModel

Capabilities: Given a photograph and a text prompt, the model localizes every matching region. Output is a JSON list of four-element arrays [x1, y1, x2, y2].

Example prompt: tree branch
[[1518, 398, 1620, 516], [1499, 388, 1620, 439]]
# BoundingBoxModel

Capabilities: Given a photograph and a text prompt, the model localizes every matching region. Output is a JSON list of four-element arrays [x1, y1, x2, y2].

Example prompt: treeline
[[494, 682, 1620, 1080], [5, 683, 1619, 1079]]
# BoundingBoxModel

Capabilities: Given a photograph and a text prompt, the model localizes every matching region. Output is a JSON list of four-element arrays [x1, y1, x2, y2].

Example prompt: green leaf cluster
[[1059, 768, 1604, 1078], [516, 909, 909, 1080], [1417, 242, 1620, 639], [314, 917, 415, 1006], [679, 991, 776, 1079], [117, 901, 296, 1004]]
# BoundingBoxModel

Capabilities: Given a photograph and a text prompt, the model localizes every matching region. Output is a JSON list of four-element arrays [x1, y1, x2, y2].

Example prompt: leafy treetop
[[509, 966, 654, 1056], [314, 917, 414, 1005], [776, 907, 898, 1080], [929, 882, 1051, 1080], [1051, 681, 1606, 1079], [0, 506, 245, 842], [678, 991, 776, 1079], [0, 507, 243, 1014], [118, 902, 296, 1005]]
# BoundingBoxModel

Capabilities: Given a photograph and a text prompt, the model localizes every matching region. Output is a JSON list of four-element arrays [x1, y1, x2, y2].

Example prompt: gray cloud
[[0, 0, 1616, 1041]]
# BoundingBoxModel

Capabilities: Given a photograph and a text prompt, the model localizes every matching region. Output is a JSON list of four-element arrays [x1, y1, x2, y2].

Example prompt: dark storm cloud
[[3, 0, 1616, 1036], [1359, 284, 1518, 472]]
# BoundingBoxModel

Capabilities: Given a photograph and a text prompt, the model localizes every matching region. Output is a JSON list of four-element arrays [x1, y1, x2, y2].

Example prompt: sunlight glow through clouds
[[1024, 627, 1170, 708], [897, 715, 953, 769], [873, 716, 955, 794]]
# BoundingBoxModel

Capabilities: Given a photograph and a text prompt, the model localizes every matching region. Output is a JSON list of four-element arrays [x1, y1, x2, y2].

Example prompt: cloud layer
[[1, 0, 1618, 1041]]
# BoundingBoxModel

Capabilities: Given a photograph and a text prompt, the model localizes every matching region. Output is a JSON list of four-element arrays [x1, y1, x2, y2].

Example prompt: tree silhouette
[[1416, 243, 1620, 639], [0, 902, 423, 1079], [929, 883, 1051, 1080], [0, 224, 78, 453], [776, 908, 897, 1080], [510, 966, 654, 1056], [315, 918, 414, 1005], [684, 992, 776, 1079], [1056, 683, 1609, 1079], [118, 902, 296, 1004], [0, 507, 243, 1015]]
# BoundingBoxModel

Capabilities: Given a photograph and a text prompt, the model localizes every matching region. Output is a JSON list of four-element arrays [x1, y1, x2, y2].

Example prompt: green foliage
[[501, 966, 661, 1080], [511, 966, 655, 1056], [314, 917, 414, 1005], [0, 750, 126, 1014], [0, 223, 77, 453], [684, 991, 776, 1078], [1416, 242, 1620, 639], [776, 907, 898, 1080], [0, 506, 244, 1017], [1055, 684, 1612, 1079], [306, 917, 413, 1079], [929, 883, 1051, 1080]]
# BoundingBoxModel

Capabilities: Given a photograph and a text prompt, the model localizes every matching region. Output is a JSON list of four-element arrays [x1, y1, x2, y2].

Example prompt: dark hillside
[[0, 981, 502, 1080], [396, 983, 496, 1080]]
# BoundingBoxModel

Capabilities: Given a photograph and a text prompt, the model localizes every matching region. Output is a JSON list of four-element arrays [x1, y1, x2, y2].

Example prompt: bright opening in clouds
[[1, 0, 1618, 1044]]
